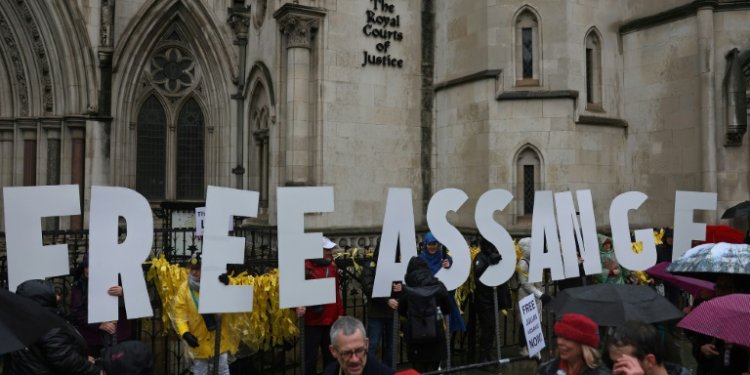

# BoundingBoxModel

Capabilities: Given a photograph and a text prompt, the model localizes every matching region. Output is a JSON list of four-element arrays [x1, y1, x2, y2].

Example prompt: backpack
[[405, 285, 441, 343]]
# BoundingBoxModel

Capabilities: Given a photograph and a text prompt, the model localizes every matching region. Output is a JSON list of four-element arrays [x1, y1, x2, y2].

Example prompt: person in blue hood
[[418, 232, 466, 336]]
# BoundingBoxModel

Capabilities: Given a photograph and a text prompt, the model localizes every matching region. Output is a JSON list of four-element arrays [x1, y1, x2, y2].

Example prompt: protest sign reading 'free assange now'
[[3, 185, 716, 323]]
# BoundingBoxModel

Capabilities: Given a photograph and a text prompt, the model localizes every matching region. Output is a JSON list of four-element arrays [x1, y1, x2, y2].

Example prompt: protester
[[174, 251, 234, 375], [98, 341, 154, 375], [5, 279, 103, 375], [687, 275, 749, 375], [473, 237, 511, 366], [598, 235, 625, 285], [418, 232, 466, 336], [536, 313, 609, 375], [517, 237, 552, 357], [360, 244, 401, 368], [70, 254, 133, 357], [324, 316, 394, 375], [607, 320, 690, 375], [298, 236, 345, 375], [399, 256, 452, 372]]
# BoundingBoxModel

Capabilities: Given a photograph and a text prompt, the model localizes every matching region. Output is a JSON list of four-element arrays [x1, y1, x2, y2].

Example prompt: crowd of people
[[2, 228, 748, 375]]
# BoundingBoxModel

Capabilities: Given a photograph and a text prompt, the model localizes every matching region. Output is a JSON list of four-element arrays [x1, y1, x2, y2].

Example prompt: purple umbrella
[[677, 293, 750, 347], [646, 262, 715, 298]]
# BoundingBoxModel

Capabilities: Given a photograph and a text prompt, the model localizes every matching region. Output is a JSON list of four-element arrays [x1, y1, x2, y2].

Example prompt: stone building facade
[[0, 0, 749, 238]]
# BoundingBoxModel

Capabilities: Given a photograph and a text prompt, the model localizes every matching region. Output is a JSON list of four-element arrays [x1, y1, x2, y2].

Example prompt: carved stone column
[[274, 4, 324, 186], [229, 6, 251, 189]]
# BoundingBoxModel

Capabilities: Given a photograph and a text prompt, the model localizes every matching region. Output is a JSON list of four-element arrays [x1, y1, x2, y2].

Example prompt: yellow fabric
[[147, 256, 298, 354], [453, 245, 481, 314], [173, 283, 239, 359]]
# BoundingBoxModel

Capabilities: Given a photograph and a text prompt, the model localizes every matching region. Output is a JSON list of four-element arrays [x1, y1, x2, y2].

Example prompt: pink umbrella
[[646, 262, 715, 298], [677, 294, 750, 347]]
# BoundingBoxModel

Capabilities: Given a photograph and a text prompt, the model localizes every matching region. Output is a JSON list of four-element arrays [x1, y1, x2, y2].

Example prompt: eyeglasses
[[427, 241, 438, 246], [337, 346, 367, 360]]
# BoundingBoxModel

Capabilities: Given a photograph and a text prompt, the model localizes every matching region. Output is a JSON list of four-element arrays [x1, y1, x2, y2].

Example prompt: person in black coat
[[5, 279, 102, 375], [398, 256, 452, 373], [473, 237, 512, 365]]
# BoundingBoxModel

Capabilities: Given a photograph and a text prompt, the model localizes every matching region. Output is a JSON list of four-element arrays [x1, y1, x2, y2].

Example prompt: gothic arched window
[[176, 97, 205, 200], [136, 95, 167, 200], [515, 8, 541, 86], [516, 147, 542, 216], [585, 28, 603, 110]]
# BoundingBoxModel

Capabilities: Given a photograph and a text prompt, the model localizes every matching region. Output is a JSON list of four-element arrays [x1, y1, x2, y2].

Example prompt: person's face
[[426, 241, 439, 254], [190, 267, 201, 279], [609, 344, 654, 374], [324, 247, 333, 259], [330, 330, 368, 375], [556, 336, 583, 363]]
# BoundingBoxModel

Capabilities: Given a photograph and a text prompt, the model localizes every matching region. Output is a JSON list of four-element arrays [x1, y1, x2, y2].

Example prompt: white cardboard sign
[[2, 185, 723, 315], [519, 293, 545, 357]]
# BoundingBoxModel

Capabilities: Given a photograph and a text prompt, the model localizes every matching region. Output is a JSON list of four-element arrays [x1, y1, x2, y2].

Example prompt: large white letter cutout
[[474, 189, 516, 286], [609, 191, 656, 271], [4, 185, 80, 291], [554, 191, 601, 278], [88, 186, 153, 323], [278, 187, 335, 308], [427, 188, 469, 291], [199, 186, 257, 313], [373, 188, 418, 298], [673, 191, 717, 260], [529, 191, 565, 283]]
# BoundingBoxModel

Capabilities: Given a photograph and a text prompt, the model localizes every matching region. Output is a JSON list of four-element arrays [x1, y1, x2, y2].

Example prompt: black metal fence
[[0, 226, 555, 374]]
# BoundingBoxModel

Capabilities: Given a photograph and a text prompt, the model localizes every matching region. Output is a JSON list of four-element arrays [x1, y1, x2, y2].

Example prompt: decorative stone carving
[[253, 0, 267, 29], [0, 15, 28, 116], [100, 0, 114, 47], [228, 12, 250, 42], [150, 46, 196, 96], [13, 1, 53, 113], [278, 15, 319, 49]]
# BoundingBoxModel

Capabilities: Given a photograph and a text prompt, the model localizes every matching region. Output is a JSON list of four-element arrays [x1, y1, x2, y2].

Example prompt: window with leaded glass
[[136, 95, 166, 200], [176, 98, 204, 200], [585, 29, 602, 109], [524, 165, 534, 214], [515, 8, 540, 85], [522, 28, 533, 79]]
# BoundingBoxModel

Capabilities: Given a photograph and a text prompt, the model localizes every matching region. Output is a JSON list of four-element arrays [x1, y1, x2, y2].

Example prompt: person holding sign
[[299, 236, 345, 375], [70, 254, 132, 357], [418, 232, 466, 336], [516, 237, 552, 357], [536, 313, 609, 375], [173, 252, 234, 375], [473, 237, 511, 365]]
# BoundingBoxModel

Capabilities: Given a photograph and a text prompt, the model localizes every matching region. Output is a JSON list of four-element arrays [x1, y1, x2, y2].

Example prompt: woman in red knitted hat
[[536, 313, 610, 375]]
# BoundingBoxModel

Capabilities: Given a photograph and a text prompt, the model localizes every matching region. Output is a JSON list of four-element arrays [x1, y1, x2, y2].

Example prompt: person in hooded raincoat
[[399, 256, 452, 373], [5, 279, 103, 375], [173, 253, 237, 375]]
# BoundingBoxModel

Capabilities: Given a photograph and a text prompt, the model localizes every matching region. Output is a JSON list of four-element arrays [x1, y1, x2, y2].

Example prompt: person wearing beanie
[[536, 313, 609, 375]]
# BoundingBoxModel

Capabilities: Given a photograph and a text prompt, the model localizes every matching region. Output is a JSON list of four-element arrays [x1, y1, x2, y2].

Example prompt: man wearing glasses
[[325, 316, 394, 375]]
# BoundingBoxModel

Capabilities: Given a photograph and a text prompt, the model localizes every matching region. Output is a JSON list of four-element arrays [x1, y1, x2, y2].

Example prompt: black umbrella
[[721, 200, 750, 219], [0, 287, 67, 355], [550, 284, 682, 327]]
